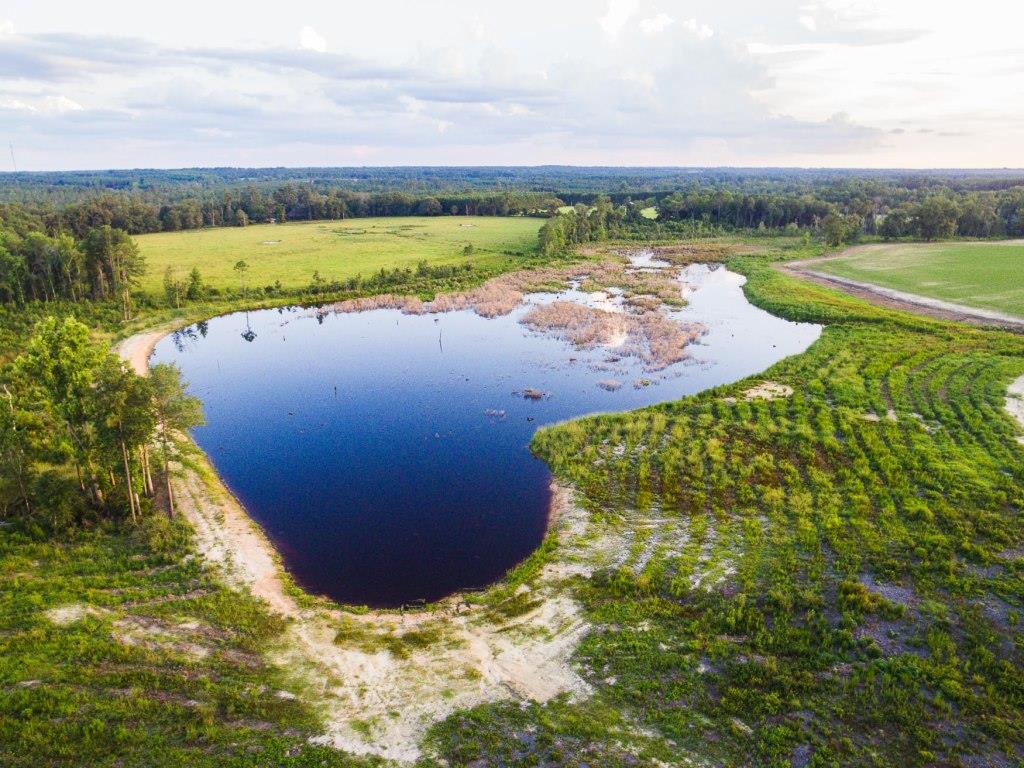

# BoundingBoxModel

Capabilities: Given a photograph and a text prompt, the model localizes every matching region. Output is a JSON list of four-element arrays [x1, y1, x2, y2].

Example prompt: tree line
[[538, 188, 1024, 252], [653, 188, 1024, 242], [6, 187, 563, 239], [0, 225, 145, 318], [2, 169, 1024, 245], [1, 316, 202, 526]]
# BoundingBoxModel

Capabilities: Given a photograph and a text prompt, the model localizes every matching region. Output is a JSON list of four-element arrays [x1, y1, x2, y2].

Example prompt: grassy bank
[[814, 241, 1024, 317], [0, 519, 382, 767], [134, 216, 543, 296], [469, 256, 1024, 766]]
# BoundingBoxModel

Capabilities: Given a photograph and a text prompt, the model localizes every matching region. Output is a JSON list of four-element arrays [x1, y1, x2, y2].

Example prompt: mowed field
[[134, 216, 543, 295], [815, 240, 1024, 317]]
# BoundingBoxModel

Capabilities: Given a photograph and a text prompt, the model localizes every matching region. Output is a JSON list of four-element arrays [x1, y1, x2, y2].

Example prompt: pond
[[152, 259, 821, 607]]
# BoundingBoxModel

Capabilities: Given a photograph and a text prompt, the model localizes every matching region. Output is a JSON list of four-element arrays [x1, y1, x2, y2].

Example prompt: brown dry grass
[[324, 253, 707, 369], [521, 301, 704, 370], [522, 301, 630, 348]]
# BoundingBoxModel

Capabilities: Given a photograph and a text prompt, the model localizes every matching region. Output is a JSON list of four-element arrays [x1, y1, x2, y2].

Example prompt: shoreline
[[115, 324, 182, 376], [115, 319, 595, 762]]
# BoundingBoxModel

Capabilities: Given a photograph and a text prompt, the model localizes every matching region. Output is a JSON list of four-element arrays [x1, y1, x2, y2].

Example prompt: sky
[[0, 0, 1022, 171]]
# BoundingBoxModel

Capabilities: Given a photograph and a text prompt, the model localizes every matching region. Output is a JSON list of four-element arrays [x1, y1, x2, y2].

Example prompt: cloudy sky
[[1, 0, 1022, 170]]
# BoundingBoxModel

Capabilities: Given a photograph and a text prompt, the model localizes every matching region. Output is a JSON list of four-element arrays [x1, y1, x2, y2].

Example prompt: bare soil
[[1007, 374, 1024, 445]]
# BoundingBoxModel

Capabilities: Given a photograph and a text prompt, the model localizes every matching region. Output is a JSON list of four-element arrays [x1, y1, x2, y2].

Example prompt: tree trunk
[[139, 446, 154, 496], [121, 439, 137, 523], [145, 446, 154, 496], [163, 452, 175, 520]]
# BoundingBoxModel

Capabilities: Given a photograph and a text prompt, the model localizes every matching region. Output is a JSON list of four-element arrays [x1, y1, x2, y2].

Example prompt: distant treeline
[[652, 187, 1024, 240], [5, 166, 1024, 200], [539, 185, 1024, 252], [0, 189, 563, 239], [2, 166, 1024, 243]]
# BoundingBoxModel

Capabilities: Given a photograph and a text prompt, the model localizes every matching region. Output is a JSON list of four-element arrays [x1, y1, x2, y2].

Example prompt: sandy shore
[[115, 327, 176, 376], [1007, 374, 1024, 445]]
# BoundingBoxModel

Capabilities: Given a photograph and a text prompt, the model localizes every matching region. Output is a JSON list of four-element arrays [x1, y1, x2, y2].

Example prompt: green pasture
[[815, 240, 1024, 317], [134, 216, 542, 295]]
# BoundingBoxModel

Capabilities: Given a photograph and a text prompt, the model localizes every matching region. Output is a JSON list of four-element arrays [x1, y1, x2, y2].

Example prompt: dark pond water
[[152, 262, 821, 607]]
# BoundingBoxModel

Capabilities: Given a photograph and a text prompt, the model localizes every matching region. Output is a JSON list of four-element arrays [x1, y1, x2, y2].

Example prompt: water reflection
[[153, 264, 821, 607]]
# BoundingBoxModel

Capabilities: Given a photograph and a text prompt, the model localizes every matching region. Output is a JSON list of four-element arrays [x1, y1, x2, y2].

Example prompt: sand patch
[[1006, 374, 1024, 445], [741, 381, 793, 401], [721, 381, 794, 403], [116, 328, 176, 377], [861, 409, 898, 422], [45, 603, 107, 625]]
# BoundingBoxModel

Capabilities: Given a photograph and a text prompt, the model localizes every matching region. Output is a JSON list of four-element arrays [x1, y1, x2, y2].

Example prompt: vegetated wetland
[[5, 165, 1024, 767], [152, 252, 821, 607]]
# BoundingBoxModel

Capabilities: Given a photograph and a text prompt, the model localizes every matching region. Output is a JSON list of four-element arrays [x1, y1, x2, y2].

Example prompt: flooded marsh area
[[152, 254, 821, 607]]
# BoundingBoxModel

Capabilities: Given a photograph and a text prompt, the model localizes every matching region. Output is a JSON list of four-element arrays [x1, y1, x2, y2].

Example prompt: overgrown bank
[[511, 257, 1024, 766]]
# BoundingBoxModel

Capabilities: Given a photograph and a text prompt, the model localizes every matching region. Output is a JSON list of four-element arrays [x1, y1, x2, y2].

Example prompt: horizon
[[5, 163, 1024, 176]]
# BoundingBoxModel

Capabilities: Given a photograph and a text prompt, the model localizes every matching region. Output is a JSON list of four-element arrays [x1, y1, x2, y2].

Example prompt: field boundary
[[779, 249, 1024, 332]]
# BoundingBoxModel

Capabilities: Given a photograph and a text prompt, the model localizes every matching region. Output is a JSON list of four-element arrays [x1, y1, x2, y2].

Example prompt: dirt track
[[779, 250, 1024, 333]]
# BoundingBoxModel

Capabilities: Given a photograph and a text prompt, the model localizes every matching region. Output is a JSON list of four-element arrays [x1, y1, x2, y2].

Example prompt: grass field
[[814, 241, 1024, 317], [134, 216, 542, 295]]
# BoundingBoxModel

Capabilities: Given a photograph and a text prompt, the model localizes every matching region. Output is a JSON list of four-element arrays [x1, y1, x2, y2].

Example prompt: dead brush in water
[[638, 312, 705, 369], [522, 301, 630, 349], [324, 257, 687, 322], [522, 301, 705, 369]]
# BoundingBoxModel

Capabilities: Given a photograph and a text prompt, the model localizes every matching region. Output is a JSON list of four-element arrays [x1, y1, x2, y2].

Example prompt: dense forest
[[1, 167, 1022, 245]]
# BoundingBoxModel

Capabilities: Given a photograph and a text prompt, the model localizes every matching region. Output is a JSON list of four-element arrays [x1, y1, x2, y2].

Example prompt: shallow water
[[153, 262, 821, 607]]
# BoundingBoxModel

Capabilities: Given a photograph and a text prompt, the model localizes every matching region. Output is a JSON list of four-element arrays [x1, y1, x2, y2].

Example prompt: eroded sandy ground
[[1008, 374, 1024, 445], [174, 462, 595, 762]]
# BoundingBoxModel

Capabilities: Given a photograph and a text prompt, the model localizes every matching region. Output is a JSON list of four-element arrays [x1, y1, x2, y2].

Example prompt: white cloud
[[0, 94, 83, 113], [0, 19, 13, 35], [680, 18, 714, 41], [799, 15, 817, 31], [639, 13, 674, 35], [43, 95, 84, 113], [0, 97, 34, 112], [298, 25, 326, 53], [597, 0, 639, 40]]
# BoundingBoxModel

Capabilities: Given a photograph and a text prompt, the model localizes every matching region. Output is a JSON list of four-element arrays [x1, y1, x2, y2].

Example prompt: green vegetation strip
[[0, 522, 379, 767], [814, 241, 1024, 317]]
